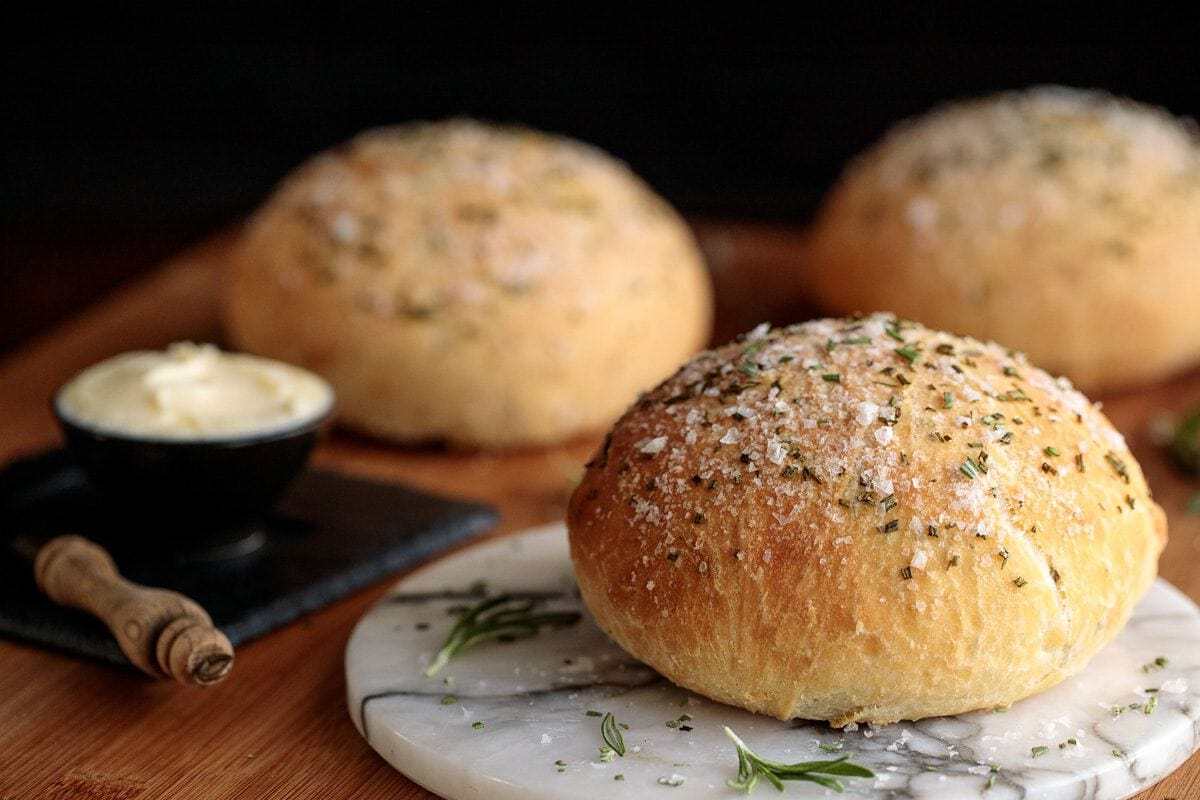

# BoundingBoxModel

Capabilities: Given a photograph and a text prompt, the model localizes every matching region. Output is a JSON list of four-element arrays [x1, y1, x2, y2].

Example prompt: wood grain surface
[[0, 225, 1197, 800]]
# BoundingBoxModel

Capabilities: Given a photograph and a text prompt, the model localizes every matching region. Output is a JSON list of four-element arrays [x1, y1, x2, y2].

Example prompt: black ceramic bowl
[[52, 388, 333, 557]]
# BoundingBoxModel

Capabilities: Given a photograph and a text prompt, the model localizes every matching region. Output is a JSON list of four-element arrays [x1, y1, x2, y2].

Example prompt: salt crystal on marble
[[1161, 678, 1188, 694]]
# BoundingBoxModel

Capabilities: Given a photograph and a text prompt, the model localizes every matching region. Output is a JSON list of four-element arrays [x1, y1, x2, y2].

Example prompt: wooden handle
[[34, 535, 234, 686]]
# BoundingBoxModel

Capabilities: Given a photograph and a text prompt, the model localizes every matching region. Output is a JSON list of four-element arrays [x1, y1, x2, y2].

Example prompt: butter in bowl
[[0, 341, 496, 684], [53, 341, 334, 558]]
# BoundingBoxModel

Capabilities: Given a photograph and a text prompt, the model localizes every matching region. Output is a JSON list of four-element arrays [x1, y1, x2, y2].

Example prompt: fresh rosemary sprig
[[423, 594, 581, 677], [723, 727, 874, 793], [601, 712, 626, 756]]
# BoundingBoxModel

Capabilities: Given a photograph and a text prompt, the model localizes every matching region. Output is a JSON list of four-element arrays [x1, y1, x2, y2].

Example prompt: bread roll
[[226, 120, 711, 448], [568, 314, 1165, 724], [808, 86, 1200, 393]]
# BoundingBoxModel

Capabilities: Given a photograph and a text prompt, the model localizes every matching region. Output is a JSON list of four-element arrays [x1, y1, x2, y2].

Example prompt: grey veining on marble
[[346, 523, 1200, 800]]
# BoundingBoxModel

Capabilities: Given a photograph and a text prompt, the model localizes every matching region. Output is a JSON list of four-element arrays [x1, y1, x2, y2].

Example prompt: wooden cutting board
[[0, 223, 1197, 800]]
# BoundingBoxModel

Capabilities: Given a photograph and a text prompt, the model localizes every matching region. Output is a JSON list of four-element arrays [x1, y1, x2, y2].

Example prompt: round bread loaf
[[568, 314, 1165, 724], [225, 120, 711, 448], [808, 86, 1200, 393]]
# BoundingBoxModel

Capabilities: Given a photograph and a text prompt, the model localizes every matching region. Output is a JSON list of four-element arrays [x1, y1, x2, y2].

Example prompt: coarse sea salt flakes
[[639, 436, 668, 454], [874, 426, 894, 446], [767, 439, 788, 465], [720, 428, 741, 445], [905, 196, 939, 232], [856, 401, 880, 426]]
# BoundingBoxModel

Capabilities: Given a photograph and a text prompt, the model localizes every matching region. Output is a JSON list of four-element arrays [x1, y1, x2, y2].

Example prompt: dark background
[[4, 35, 1199, 354]]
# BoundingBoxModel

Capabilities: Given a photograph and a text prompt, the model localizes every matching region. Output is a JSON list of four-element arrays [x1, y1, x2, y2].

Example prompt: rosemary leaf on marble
[[424, 594, 581, 677], [601, 712, 626, 757], [723, 726, 874, 793]]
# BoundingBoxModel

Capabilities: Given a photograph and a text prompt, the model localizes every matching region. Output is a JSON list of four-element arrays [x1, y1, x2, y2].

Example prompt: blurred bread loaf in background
[[225, 120, 712, 448], [808, 86, 1200, 393]]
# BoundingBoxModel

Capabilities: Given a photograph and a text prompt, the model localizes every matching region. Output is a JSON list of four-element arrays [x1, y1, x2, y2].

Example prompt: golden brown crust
[[568, 314, 1165, 724], [808, 86, 1200, 393], [225, 120, 712, 448]]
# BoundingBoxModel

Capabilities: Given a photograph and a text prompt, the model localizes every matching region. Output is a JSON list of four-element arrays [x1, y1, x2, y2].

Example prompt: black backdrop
[[3, 33, 1199, 349], [8, 38, 1200, 226]]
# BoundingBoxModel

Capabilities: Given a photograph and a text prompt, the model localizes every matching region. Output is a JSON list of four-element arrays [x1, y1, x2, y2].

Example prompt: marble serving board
[[346, 523, 1200, 800]]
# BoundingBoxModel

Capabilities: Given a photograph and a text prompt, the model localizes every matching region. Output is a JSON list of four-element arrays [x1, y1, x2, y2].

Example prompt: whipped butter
[[56, 342, 333, 439]]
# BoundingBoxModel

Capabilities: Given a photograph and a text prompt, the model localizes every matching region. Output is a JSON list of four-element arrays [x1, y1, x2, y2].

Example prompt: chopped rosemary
[[1044, 446, 1060, 457], [822, 372, 841, 383], [895, 345, 920, 365], [441, 695, 458, 705], [1144, 694, 1158, 715], [723, 727, 873, 793], [472, 721, 484, 730], [601, 712, 626, 756], [960, 457, 980, 479], [424, 594, 581, 676], [943, 392, 953, 409], [1031, 746, 1048, 758], [1104, 451, 1130, 483], [1143, 656, 1169, 673]]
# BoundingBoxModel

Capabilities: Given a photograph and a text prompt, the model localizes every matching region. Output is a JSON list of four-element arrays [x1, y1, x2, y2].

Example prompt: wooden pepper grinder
[[34, 535, 234, 686]]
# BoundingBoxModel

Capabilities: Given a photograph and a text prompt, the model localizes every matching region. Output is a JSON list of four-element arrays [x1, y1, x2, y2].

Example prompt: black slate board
[[0, 450, 497, 666]]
